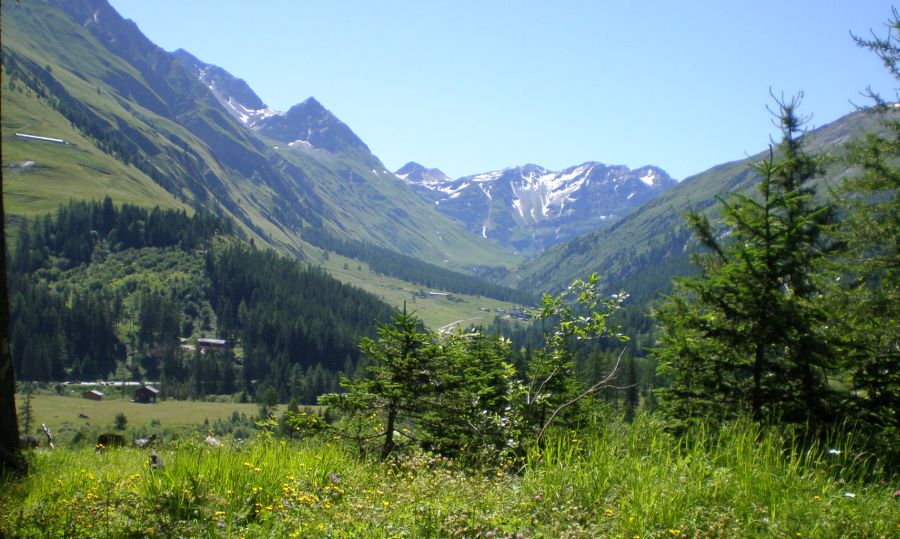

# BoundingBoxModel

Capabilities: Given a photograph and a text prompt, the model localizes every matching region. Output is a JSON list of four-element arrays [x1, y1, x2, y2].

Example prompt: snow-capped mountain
[[172, 49, 280, 126], [398, 162, 677, 253], [395, 162, 452, 188], [173, 51, 368, 155]]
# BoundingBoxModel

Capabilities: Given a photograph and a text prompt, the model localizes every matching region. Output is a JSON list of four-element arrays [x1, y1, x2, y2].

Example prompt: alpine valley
[[1, 0, 882, 338]]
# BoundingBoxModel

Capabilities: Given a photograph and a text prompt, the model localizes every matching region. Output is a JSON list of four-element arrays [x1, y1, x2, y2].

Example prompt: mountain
[[173, 51, 373, 159], [1, 0, 517, 273], [170, 48, 277, 127], [514, 109, 883, 302], [398, 161, 677, 254], [395, 162, 452, 187]]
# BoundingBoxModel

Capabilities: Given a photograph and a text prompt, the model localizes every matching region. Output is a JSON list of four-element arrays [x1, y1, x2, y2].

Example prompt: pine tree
[[655, 97, 836, 426], [829, 11, 900, 450], [320, 307, 437, 459], [419, 330, 520, 463]]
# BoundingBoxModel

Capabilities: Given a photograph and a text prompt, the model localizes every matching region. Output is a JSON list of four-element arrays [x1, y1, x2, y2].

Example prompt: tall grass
[[2, 415, 896, 538]]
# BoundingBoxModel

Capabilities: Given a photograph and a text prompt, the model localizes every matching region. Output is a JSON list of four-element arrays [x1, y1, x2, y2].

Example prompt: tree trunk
[[382, 404, 397, 459], [0, 172, 24, 472], [752, 341, 763, 421]]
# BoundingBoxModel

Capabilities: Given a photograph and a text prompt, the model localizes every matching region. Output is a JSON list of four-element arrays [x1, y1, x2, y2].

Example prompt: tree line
[[301, 226, 536, 305]]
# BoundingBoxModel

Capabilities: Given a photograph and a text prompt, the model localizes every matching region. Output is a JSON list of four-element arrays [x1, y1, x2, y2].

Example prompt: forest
[[8, 197, 395, 404]]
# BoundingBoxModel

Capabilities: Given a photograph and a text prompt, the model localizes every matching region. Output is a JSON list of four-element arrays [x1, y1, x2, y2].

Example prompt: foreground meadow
[[2, 415, 897, 538]]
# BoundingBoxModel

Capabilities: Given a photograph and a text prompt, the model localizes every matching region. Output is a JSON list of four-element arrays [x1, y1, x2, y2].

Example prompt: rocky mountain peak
[[253, 97, 370, 155], [399, 160, 677, 253], [395, 162, 451, 186], [172, 48, 269, 116]]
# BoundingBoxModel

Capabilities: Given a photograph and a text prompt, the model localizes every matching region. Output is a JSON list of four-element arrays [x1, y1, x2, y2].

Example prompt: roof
[[198, 338, 228, 345], [138, 385, 159, 394], [84, 389, 105, 397]]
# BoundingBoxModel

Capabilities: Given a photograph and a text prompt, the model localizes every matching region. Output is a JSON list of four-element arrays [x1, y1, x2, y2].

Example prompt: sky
[[109, 0, 898, 181]]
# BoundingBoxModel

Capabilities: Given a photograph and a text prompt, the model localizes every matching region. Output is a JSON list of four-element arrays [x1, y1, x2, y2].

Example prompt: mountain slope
[[1, 0, 518, 272], [515, 109, 882, 300], [398, 161, 677, 254]]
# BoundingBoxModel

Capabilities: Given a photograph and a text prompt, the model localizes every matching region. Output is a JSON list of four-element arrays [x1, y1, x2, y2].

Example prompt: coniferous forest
[[8, 197, 395, 404]]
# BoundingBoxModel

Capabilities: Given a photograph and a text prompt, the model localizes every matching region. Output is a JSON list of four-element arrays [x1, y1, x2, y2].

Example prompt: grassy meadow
[[2, 414, 897, 538], [319, 249, 526, 331], [17, 393, 277, 437]]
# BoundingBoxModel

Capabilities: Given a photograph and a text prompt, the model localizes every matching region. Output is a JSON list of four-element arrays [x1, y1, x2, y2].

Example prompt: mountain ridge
[[513, 108, 885, 300], [397, 160, 677, 254], [2, 0, 518, 274]]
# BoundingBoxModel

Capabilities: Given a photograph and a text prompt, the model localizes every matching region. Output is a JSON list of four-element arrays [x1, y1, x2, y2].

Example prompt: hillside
[[0, 0, 518, 273], [515, 109, 884, 301]]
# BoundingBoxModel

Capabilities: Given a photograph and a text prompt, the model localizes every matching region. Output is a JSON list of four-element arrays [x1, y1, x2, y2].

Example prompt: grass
[[2, 414, 897, 538], [18, 394, 273, 435], [318, 249, 528, 330], [1, 89, 185, 220]]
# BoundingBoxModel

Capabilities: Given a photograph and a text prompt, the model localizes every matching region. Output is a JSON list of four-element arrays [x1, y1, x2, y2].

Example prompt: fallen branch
[[41, 423, 54, 450]]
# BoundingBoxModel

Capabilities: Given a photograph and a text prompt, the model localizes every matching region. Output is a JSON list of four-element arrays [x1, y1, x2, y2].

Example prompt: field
[[17, 393, 281, 440], [2, 415, 896, 538], [319, 249, 528, 330]]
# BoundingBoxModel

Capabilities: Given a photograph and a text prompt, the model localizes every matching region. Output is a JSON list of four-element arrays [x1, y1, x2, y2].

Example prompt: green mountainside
[[2, 0, 885, 333], [515, 110, 882, 302], [1, 0, 517, 273]]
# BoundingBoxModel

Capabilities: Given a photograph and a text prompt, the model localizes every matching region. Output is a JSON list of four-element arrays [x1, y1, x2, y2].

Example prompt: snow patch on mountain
[[639, 169, 659, 186], [396, 160, 677, 252]]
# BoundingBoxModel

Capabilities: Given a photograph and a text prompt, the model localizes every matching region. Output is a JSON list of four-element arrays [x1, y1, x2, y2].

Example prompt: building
[[15, 132, 66, 144], [82, 389, 104, 401], [133, 385, 159, 404], [198, 338, 229, 353]]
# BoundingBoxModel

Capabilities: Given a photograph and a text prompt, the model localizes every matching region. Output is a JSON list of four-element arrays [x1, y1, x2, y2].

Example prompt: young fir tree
[[829, 12, 900, 449], [320, 307, 437, 459], [418, 330, 520, 463], [655, 97, 836, 426]]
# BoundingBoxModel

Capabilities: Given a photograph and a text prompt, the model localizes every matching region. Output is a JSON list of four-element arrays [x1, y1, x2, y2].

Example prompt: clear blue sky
[[110, 0, 897, 181]]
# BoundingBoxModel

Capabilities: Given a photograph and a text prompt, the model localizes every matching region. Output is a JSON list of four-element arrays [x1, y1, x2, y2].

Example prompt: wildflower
[[843, 491, 857, 499], [329, 472, 341, 484], [668, 529, 681, 536], [813, 496, 820, 501], [827, 449, 842, 456], [604, 508, 614, 517]]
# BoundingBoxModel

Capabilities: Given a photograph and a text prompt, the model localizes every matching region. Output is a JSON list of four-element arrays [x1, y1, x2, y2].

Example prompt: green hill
[[1, 0, 517, 273], [514, 109, 883, 302]]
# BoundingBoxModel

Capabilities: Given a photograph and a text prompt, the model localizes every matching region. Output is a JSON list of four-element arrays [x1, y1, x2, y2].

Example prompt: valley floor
[[1, 415, 896, 538]]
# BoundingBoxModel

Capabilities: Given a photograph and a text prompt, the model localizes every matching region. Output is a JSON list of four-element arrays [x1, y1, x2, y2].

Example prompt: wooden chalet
[[198, 338, 229, 353], [133, 385, 159, 404], [82, 389, 104, 401]]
